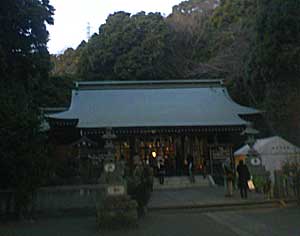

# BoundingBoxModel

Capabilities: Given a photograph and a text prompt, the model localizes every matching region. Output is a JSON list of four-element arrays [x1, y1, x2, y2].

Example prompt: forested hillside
[[50, 0, 300, 145]]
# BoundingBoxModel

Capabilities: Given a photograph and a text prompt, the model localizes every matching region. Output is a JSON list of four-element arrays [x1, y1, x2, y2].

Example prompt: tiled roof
[[48, 80, 259, 128]]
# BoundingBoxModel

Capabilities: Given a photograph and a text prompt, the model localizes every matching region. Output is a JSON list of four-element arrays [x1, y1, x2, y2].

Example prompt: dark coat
[[237, 163, 250, 185], [187, 155, 194, 168]]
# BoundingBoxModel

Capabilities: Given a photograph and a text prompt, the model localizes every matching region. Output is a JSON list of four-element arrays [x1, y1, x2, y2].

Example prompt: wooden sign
[[210, 146, 231, 160], [107, 185, 125, 196]]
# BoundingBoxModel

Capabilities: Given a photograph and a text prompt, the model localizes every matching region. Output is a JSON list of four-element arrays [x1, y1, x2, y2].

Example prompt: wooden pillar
[[180, 135, 185, 176], [128, 136, 135, 173], [209, 146, 213, 176]]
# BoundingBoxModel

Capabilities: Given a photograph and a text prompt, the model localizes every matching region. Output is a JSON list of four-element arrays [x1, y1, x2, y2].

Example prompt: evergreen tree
[[0, 0, 54, 218], [245, 0, 300, 142]]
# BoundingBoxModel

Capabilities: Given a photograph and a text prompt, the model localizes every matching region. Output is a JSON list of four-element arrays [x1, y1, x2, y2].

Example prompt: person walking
[[237, 160, 251, 199]]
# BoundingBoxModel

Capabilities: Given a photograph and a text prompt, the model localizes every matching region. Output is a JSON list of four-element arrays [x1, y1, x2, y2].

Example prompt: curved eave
[[75, 121, 248, 129], [78, 125, 245, 136], [223, 90, 261, 116], [238, 107, 262, 116], [47, 117, 78, 128]]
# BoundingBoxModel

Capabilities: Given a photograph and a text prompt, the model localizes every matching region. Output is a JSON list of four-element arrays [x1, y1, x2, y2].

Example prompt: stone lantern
[[241, 122, 261, 168], [100, 128, 119, 183], [96, 128, 138, 229], [241, 123, 261, 167], [241, 123, 269, 191]]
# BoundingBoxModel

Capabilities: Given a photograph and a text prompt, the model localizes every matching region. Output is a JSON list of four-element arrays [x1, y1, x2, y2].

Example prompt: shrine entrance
[[114, 134, 209, 177]]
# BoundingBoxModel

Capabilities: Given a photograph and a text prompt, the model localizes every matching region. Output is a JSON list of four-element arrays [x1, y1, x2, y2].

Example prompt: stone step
[[153, 175, 209, 183], [153, 176, 211, 190]]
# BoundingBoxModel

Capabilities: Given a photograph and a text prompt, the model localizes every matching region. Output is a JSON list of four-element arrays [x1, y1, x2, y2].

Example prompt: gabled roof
[[48, 80, 259, 129], [70, 136, 98, 147]]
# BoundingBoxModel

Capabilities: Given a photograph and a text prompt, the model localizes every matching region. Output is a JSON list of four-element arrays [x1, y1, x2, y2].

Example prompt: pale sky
[[47, 0, 183, 54]]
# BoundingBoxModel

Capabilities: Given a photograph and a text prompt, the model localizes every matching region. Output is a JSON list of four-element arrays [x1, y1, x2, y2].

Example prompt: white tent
[[234, 136, 300, 180]]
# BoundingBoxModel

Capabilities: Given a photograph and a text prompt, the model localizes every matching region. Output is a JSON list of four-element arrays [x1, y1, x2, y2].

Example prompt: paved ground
[[1, 187, 298, 236], [149, 186, 265, 208], [204, 208, 300, 236], [1, 208, 300, 236]]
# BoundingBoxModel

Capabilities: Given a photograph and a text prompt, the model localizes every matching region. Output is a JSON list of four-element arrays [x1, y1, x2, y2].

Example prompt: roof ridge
[[74, 79, 224, 90]]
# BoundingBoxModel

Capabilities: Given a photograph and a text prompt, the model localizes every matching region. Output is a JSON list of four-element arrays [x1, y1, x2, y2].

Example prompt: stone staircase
[[153, 175, 212, 190]]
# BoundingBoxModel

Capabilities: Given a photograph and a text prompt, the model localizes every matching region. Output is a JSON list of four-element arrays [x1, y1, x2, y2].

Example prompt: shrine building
[[47, 79, 259, 177]]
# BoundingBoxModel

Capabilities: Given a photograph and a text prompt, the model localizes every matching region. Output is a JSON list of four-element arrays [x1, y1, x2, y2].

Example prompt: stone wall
[[0, 185, 102, 216]]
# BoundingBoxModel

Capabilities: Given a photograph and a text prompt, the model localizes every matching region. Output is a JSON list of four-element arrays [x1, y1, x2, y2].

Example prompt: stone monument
[[96, 128, 138, 229]]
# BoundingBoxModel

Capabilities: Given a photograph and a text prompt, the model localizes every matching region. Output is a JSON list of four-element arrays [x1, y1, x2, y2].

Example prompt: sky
[[47, 0, 183, 54]]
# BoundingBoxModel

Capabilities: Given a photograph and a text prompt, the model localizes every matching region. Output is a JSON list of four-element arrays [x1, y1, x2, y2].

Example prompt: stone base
[[96, 195, 138, 229]]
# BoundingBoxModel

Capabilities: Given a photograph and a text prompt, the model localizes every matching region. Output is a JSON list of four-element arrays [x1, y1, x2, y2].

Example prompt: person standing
[[119, 154, 126, 178], [223, 158, 233, 197], [133, 152, 140, 167], [237, 160, 251, 199], [202, 160, 207, 179], [157, 154, 165, 185], [187, 154, 195, 183]]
